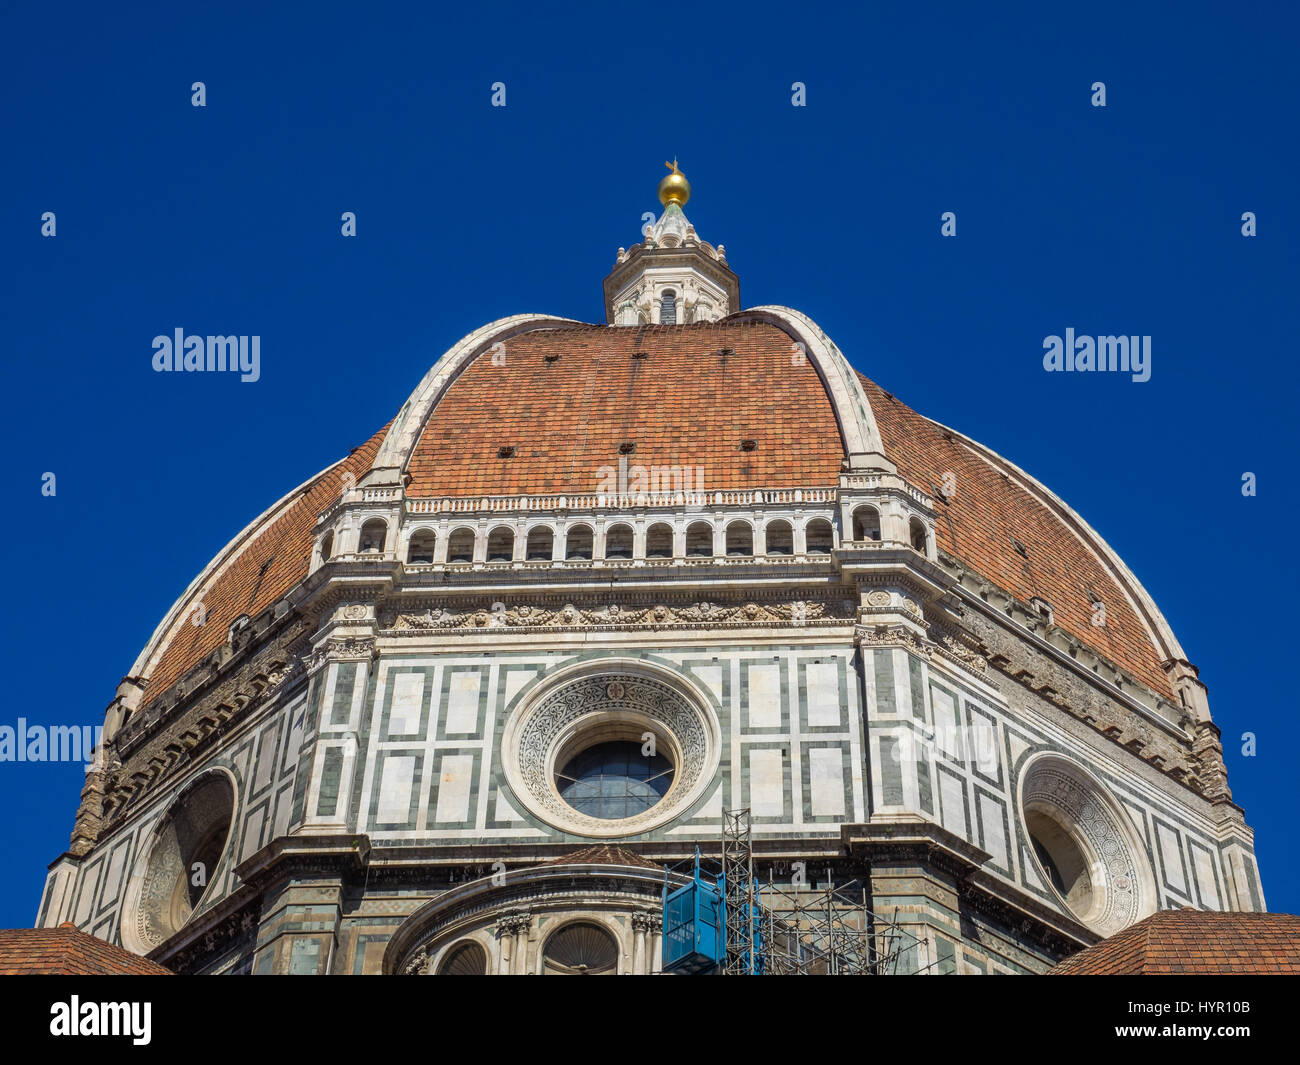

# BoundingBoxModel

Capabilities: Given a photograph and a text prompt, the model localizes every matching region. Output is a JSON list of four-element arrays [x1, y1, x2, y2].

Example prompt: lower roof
[[542, 844, 662, 870], [1048, 909, 1300, 974], [0, 924, 172, 975]]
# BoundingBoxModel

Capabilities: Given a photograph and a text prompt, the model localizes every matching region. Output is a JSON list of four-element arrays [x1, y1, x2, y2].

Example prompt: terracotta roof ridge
[[1140, 910, 1159, 973], [543, 844, 661, 870]]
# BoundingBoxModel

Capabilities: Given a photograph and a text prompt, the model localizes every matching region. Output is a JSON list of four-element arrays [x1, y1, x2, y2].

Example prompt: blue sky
[[1, 1, 1296, 926]]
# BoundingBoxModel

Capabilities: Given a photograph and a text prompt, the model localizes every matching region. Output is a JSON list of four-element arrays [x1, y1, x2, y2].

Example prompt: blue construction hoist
[[660, 851, 725, 973]]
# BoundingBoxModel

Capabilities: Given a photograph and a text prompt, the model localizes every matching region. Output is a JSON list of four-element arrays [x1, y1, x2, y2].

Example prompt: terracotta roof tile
[[405, 322, 844, 497], [864, 378, 1174, 699], [0, 924, 171, 975], [1048, 910, 1300, 974]]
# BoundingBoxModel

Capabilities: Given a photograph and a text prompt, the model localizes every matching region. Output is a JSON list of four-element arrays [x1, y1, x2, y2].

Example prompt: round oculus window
[[499, 667, 721, 838], [121, 770, 236, 954], [1019, 754, 1154, 937]]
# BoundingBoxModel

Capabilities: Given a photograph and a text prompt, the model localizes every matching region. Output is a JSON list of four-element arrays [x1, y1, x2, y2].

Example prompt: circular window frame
[[501, 661, 721, 838], [1017, 752, 1154, 937], [119, 766, 238, 955], [1023, 802, 1104, 926]]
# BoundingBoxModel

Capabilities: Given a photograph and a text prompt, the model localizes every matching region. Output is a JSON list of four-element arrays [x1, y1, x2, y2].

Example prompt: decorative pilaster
[[1191, 722, 1232, 803], [649, 915, 663, 974], [68, 763, 108, 857], [632, 911, 661, 974], [631, 911, 649, 973], [298, 625, 375, 834], [494, 921, 513, 974], [854, 582, 940, 821], [495, 912, 532, 975]]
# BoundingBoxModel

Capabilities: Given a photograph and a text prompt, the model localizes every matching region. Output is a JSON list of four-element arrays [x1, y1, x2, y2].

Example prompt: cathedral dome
[[49, 166, 1261, 977], [126, 308, 1183, 716]]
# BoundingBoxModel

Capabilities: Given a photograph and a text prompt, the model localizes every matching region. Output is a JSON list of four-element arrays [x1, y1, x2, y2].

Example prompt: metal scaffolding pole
[[721, 808, 757, 974], [715, 807, 940, 975]]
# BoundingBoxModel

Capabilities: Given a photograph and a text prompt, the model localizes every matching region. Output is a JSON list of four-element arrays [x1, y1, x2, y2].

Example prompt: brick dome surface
[[132, 318, 1177, 710]]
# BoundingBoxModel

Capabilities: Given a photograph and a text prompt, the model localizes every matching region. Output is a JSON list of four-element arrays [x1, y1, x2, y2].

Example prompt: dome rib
[[133, 426, 389, 709], [371, 314, 582, 477], [727, 306, 893, 471], [863, 376, 1179, 699]]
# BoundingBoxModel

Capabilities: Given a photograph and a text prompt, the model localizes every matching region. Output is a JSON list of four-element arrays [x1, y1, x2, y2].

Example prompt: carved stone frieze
[[382, 596, 855, 633], [932, 632, 989, 677], [854, 625, 931, 656], [308, 636, 377, 669], [854, 587, 925, 621], [854, 614, 991, 683]]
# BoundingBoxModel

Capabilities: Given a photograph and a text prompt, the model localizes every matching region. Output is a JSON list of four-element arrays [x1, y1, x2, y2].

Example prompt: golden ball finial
[[658, 158, 691, 207]]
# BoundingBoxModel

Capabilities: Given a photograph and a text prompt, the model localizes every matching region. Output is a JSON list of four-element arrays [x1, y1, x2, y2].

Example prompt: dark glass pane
[[661, 293, 677, 324], [555, 740, 675, 820]]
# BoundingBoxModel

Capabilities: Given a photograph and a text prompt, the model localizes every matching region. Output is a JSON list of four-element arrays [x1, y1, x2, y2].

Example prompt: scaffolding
[[662, 808, 939, 975], [721, 808, 757, 974]]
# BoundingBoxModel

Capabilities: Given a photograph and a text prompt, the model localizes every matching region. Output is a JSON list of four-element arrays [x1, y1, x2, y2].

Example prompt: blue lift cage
[[661, 851, 725, 973]]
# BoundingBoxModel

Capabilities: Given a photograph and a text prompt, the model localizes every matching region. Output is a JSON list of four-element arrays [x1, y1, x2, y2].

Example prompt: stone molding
[[383, 862, 675, 976], [384, 595, 854, 634]]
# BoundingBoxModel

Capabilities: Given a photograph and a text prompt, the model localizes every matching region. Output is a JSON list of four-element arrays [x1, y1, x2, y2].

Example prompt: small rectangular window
[[660, 291, 677, 324]]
